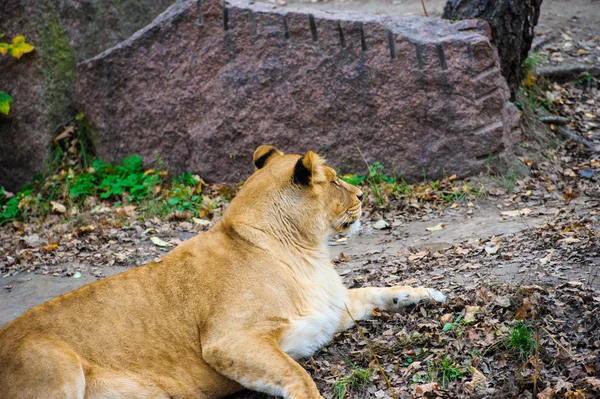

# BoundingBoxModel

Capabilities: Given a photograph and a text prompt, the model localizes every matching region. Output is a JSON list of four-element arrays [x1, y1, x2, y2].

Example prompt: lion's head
[[222, 146, 363, 245]]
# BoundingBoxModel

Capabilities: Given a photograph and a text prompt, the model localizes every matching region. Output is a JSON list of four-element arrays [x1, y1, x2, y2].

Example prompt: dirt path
[[0, 197, 591, 328]]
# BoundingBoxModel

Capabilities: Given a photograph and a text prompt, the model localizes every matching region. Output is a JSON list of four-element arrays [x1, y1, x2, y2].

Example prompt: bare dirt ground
[[1, 1, 599, 398]]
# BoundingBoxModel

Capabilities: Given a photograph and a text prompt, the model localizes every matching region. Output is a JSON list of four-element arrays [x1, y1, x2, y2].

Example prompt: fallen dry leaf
[[500, 208, 532, 217], [373, 219, 390, 230], [50, 201, 67, 214], [559, 237, 581, 244], [425, 223, 445, 232], [539, 249, 555, 265], [414, 382, 438, 396], [537, 387, 556, 399], [465, 366, 487, 392], [41, 243, 59, 252], [515, 297, 533, 320], [464, 305, 481, 323], [440, 313, 454, 324], [150, 237, 171, 247]]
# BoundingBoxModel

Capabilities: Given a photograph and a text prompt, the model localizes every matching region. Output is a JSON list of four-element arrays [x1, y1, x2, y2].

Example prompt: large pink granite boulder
[[76, 0, 519, 182]]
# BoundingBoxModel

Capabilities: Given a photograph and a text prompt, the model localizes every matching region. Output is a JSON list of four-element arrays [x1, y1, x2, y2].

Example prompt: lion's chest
[[279, 266, 347, 360]]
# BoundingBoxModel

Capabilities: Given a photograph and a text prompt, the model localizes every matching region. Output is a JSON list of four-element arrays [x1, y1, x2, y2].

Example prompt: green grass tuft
[[332, 360, 372, 399], [506, 321, 535, 359]]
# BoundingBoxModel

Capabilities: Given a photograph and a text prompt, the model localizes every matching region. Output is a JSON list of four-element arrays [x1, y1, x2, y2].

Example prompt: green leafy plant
[[426, 356, 467, 387], [506, 321, 535, 359], [442, 315, 464, 332], [341, 162, 480, 207], [0, 34, 35, 116], [0, 188, 34, 225], [165, 182, 203, 214], [94, 156, 161, 203], [0, 91, 13, 115], [576, 72, 594, 88], [332, 360, 372, 399]]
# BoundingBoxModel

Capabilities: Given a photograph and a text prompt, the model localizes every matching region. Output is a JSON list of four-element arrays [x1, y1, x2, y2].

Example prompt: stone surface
[[0, 0, 175, 191], [76, 0, 519, 183], [443, 0, 543, 97]]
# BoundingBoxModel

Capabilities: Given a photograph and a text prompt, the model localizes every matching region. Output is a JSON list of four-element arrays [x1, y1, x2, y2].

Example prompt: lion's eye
[[332, 180, 341, 187]]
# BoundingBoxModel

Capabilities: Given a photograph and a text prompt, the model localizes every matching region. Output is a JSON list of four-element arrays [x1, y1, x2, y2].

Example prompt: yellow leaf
[[425, 223, 445, 232], [8, 35, 35, 59], [0, 42, 8, 56], [524, 72, 536, 88], [41, 243, 59, 252], [584, 113, 596, 118]]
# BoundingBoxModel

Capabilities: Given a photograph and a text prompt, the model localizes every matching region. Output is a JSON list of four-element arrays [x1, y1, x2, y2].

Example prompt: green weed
[[409, 356, 467, 387], [427, 356, 467, 387], [442, 315, 466, 338], [0, 155, 215, 224], [506, 321, 535, 359], [341, 162, 480, 207], [332, 360, 372, 399], [576, 72, 594, 88]]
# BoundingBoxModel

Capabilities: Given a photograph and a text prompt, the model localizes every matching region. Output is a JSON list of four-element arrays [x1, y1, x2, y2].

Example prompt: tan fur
[[0, 147, 445, 399]]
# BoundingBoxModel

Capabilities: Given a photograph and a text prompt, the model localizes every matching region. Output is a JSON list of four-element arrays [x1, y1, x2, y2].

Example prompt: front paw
[[387, 286, 446, 309], [426, 288, 446, 303]]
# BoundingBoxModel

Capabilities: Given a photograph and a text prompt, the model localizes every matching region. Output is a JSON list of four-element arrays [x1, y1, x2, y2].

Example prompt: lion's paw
[[426, 288, 446, 303]]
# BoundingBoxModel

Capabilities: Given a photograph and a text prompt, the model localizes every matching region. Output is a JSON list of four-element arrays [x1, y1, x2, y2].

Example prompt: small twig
[[531, 35, 555, 51], [556, 128, 597, 152], [345, 304, 396, 399], [420, 0, 428, 17], [540, 115, 569, 126], [533, 325, 539, 397], [539, 325, 576, 360], [535, 64, 600, 83]]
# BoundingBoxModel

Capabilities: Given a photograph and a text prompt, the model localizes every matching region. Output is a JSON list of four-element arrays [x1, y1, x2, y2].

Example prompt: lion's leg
[[0, 335, 86, 399], [202, 335, 323, 399], [337, 286, 446, 331], [84, 366, 173, 399]]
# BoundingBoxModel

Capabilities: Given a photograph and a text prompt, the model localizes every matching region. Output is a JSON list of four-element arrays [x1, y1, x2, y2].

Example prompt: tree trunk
[[443, 0, 543, 98]]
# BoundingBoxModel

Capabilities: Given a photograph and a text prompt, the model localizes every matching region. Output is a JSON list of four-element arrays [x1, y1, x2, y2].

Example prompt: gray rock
[[0, 0, 175, 191], [76, 0, 519, 183]]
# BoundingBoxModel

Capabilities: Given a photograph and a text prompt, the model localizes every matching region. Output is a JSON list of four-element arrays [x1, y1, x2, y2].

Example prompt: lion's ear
[[253, 145, 283, 169], [293, 151, 324, 186]]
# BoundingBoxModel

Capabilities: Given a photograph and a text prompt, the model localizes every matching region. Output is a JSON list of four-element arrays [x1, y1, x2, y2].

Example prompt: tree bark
[[443, 0, 543, 98]]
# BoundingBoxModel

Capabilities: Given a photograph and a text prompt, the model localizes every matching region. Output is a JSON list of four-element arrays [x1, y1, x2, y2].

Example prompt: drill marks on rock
[[475, 87, 501, 104], [336, 21, 346, 50], [387, 29, 396, 60], [466, 43, 475, 68], [207, 4, 459, 70], [359, 24, 367, 52], [473, 121, 504, 137], [308, 14, 319, 44], [222, 5, 229, 31], [436, 42, 447, 70], [250, 11, 258, 38], [282, 16, 291, 40], [196, 0, 204, 27], [473, 65, 500, 82], [414, 43, 424, 70]]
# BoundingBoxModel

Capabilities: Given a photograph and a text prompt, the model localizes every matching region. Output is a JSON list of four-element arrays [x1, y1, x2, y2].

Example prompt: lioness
[[0, 146, 445, 399]]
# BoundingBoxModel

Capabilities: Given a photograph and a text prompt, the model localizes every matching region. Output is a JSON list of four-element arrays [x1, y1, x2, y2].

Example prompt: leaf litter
[[1, 13, 599, 399]]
